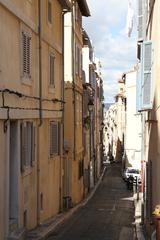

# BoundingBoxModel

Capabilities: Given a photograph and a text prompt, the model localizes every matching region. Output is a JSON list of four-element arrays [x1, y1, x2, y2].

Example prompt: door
[[9, 121, 19, 232]]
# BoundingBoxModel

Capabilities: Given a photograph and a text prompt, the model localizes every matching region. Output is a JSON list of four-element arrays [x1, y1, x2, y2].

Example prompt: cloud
[[83, 0, 137, 103]]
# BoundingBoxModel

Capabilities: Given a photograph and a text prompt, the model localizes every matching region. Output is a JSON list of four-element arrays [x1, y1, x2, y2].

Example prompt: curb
[[27, 167, 107, 240], [133, 192, 145, 240]]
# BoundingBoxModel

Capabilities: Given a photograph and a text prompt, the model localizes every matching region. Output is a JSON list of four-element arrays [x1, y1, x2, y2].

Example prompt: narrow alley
[[47, 163, 135, 240]]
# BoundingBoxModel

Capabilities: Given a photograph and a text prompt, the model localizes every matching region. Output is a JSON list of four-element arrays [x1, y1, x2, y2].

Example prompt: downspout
[[38, 0, 42, 126], [60, 9, 65, 213], [72, 1, 76, 161], [37, 0, 42, 225]]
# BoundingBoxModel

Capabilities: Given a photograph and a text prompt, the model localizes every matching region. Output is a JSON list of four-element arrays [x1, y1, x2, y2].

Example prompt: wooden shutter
[[141, 41, 153, 109], [146, 160, 152, 220], [22, 31, 31, 78], [26, 36, 31, 76], [26, 122, 32, 166], [50, 54, 55, 86], [50, 122, 59, 156], [31, 124, 36, 166], [137, 0, 144, 40], [22, 32, 27, 75], [21, 123, 27, 172], [48, 0, 52, 23], [75, 44, 78, 74], [79, 49, 82, 78]]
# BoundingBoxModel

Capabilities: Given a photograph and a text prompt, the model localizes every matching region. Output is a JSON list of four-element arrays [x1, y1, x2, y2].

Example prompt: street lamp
[[88, 99, 94, 187], [88, 99, 94, 112]]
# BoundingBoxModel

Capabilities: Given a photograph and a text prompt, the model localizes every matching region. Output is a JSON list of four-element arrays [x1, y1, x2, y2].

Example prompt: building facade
[[63, 0, 90, 206], [0, 0, 68, 238], [136, 0, 160, 236], [124, 69, 141, 171]]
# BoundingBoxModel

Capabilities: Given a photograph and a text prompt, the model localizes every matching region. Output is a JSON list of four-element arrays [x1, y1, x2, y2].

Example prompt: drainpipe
[[38, 0, 42, 127], [72, 1, 76, 161], [60, 8, 66, 212], [37, 0, 42, 225]]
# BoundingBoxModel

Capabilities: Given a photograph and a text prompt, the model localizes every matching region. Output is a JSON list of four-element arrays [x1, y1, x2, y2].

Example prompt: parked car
[[123, 167, 141, 183]]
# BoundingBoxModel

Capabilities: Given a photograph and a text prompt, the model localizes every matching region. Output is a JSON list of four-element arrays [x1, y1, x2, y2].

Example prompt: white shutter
[[142, 41, 153, 109], [137, 0, 145, 40], [136, 62, 142, 112]]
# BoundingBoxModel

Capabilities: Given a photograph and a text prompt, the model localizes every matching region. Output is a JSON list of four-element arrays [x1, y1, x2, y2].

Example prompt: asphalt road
[[47, 163, 135, 240]]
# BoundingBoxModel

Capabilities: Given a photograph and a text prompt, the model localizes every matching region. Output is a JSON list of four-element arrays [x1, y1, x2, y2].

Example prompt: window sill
[[21, 167, 32, 177], [21, 76, 32, 87], [48, 85, 55, 94]]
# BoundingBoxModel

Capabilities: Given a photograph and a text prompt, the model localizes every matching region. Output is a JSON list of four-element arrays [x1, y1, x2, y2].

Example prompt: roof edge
[[77, 0, 91, 17]]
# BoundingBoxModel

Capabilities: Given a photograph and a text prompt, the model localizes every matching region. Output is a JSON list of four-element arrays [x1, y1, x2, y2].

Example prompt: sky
[[83, 0, 137, 103]]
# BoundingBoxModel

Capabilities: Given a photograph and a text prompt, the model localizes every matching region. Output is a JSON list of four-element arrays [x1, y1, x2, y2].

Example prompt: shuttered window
[[50, 122, 60, 156], [137, 0, 144, 40], [21, 122, 36, 172], [22, 31, 31, 78], [49, 54, 55, 86], [142, 41, 153, 109], [75, 45, 82, 77], [136, 62, 142, 112], [75, 44, 78, 74], [48, 0, 52, 23]]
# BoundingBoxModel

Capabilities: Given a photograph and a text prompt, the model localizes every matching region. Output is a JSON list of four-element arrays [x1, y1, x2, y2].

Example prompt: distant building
[[123, 69, 141, 171]]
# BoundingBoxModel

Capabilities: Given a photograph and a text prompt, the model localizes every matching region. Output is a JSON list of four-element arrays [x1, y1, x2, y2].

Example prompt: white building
[[124, 69, 142, 170]]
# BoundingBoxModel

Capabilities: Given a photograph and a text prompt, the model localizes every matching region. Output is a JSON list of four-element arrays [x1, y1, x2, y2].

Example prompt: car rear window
[[127, 169, 139, 174]]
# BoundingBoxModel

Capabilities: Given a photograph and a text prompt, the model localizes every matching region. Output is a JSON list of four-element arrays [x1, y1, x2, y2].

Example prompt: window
[[136, 41, 153, 112], [49, 54, 55, 86], [50, 122, 60, 157], [137, 0, 144, 40], [21, 122, 35, 172], [78, 160, 83, 179], [22, 31, 31, 78], [75, 45, 82, 77], [48, 0, 52, 23]]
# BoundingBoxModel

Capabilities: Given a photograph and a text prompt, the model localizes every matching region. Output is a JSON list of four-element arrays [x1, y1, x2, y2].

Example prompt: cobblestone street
[[47, 163, 135, 240]]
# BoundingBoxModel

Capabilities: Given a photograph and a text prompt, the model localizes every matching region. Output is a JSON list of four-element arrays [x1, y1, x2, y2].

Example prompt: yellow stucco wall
[[0, 0, 63, 236], [38, 120, 61, 222]]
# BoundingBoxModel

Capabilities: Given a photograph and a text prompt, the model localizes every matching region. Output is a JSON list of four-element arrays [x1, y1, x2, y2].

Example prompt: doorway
[[9, 121, 19, 232]]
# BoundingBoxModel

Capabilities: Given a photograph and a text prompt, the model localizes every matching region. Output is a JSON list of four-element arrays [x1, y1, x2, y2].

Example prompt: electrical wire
[[0, 88, 65, 103], [0, 106, 63, 112]]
